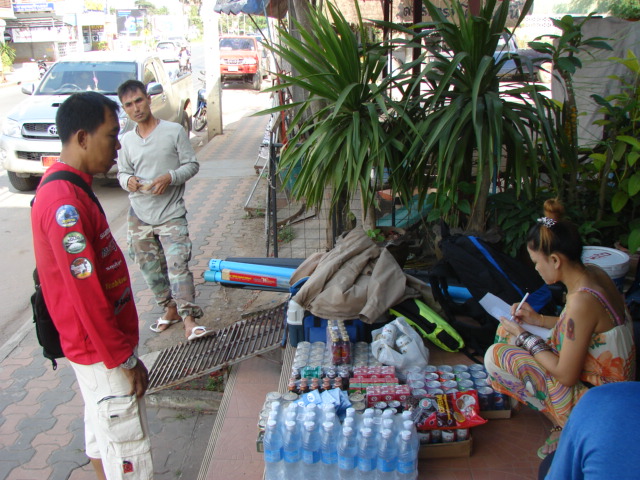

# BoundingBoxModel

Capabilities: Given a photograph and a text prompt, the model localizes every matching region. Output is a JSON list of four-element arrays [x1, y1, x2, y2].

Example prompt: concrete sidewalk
[[0, 62, 40, 88], [0, 91, 281, 480]]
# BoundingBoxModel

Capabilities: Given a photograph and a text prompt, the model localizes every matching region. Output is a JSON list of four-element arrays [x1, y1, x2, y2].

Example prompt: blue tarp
[[214, 0, 287, 18]]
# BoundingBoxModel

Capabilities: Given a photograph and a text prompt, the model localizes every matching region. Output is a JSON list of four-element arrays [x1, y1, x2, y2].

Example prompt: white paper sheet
[[479, 292, 551, 339]]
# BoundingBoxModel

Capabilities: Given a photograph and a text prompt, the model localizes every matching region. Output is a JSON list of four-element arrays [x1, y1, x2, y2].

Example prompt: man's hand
[[150, 173, 172, 195], [122, 360, 149, 398], [127, 176, 142, 192]]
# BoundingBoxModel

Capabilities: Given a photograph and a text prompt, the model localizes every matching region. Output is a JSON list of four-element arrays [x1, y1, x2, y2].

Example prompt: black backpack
[[30, 171, 104, 369], [428, 223, 558, 360]]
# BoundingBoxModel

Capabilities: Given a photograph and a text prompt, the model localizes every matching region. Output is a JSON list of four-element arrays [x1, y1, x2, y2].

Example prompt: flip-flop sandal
[[187, 325, 211, 341], [537, 426, 562, 459], [150, 317, 181, 333]]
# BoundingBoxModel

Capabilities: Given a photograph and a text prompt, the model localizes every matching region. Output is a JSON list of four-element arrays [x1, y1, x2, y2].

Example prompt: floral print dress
[[484, 287, 636, 426]]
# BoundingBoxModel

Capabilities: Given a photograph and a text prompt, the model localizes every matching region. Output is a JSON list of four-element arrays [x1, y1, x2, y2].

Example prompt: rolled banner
[[208, 259, 295, 279], [203, 269, 291, 289]]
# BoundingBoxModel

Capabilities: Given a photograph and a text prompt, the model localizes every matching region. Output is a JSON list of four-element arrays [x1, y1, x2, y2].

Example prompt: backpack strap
[[31, 170, 104, 215]]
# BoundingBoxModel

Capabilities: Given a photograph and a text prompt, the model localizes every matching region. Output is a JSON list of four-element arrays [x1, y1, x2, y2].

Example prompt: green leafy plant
[[366, 228, 385, 243], [609, 0, 640, 20], [529, 14, 612, 208], [590, 50, 640, 252], [277, 225, 295, 243], [392, 0, 546, 232], [260, 2, 409, 223], [0, 42, 16, 81]]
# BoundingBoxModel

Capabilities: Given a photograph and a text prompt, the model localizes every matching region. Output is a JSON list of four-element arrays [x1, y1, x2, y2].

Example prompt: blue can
[[477, 386, 494, 411]]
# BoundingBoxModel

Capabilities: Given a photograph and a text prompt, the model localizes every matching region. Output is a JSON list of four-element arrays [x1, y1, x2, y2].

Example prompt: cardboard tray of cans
[[419, 436, 473, 458]]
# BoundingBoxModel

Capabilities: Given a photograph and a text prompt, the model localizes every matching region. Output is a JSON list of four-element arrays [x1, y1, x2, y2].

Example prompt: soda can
[[440, 372, 456, 381], [375, 401, 388, 410], [427, 388, 444, 395], [266, 392, 282, 402], [474, 378, 490, 388], [456, 428, 470, 441], [457, 379, 475, 391], [455, 372, 472, 381], [437, 365, 453, 373], [349, 393, 365, 404], [453, 364, 469, 373], [352, 401, 367, 413], [471, 370, 488, 381], [468, 364, 485, 372], [424, 365, 438, 373], [417, 431, 432, 445], [424, 372, 440, 381], [441, 380, 458, 392], [409, 380, 426, 390], [282, 392, 299, 402], [442, 429, 455, 443], [492, 392, 506, 410], [477, 386, 494, 411], [425, 380, 442, 390], [411, 388, 427, 398], [430, 429, 442, 443]]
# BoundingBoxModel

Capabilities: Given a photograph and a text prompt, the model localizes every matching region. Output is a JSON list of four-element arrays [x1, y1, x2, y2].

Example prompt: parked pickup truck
[[0, 51, 193, 191], [219, 35, 268, 90]]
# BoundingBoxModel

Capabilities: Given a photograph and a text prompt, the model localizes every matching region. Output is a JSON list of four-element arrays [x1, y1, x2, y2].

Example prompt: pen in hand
[[509, 292, 530, 323]]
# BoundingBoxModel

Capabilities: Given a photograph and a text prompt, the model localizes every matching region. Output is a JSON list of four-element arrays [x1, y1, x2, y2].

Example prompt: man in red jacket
[[31, 92, 153, 480]]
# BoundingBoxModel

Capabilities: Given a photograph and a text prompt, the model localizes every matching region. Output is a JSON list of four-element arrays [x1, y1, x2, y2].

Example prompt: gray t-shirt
[[117, 120, 199, 225]]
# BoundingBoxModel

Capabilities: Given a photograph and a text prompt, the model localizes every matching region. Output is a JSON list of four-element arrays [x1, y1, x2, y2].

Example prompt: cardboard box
[[419, 436, 473, 458], [480, 408, 512, 420]]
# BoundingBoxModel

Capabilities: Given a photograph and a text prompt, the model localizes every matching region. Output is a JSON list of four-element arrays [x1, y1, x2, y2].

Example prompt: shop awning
[[214, 0, 288, 20]]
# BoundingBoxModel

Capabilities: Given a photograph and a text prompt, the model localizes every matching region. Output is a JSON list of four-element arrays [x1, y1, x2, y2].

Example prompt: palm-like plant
[[260, 2, 415, 225], [395, 0, 546, 232]]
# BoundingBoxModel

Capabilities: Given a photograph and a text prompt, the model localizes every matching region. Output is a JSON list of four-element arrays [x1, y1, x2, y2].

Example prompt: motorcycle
[[31, 55, 48, 80], [193, 87, 207, 132]]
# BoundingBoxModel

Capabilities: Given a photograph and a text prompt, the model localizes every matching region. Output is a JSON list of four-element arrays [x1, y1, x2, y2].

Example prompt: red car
[[219, 35, 267, 90]]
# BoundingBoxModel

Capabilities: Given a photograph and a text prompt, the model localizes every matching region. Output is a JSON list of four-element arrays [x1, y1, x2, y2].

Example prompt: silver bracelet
[[515, 331, 532, 347]]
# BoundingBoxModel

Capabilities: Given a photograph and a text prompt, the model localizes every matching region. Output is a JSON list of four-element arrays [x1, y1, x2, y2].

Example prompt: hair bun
[[543, 198, 565, 221]]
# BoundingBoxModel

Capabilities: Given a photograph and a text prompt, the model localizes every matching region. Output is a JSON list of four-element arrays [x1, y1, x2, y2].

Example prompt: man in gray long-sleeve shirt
[[117, 79, 209, 341]]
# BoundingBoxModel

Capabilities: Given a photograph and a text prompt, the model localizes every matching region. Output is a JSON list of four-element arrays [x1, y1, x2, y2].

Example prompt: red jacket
[[31, 162, 138, 369]]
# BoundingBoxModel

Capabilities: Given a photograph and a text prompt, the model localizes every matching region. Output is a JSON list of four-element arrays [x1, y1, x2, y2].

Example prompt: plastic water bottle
[[301, 421, 323, 480], [282, 420, 302, 477], [338, 426, 357, 480], [356, 427, 377, 478], [377, 427, 399, 480], [263, 420, 284, 480], [403, 420, 420, 452], [397, 430, 418, 480], [320, 421, 338, 477]]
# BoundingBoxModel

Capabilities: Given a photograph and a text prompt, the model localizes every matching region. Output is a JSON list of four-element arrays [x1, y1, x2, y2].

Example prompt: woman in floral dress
[[484, 199, 635, 459]]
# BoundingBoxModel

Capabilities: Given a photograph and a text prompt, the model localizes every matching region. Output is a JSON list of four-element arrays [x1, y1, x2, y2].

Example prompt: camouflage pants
[[127, 209, 203, 319]]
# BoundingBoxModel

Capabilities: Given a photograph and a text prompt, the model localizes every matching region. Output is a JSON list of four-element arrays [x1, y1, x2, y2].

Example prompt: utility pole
[[202, 0, 223, 138]]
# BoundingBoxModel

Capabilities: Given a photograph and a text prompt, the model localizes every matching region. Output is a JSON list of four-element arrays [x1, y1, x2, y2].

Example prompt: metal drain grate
[[147, 302, 287, 393]]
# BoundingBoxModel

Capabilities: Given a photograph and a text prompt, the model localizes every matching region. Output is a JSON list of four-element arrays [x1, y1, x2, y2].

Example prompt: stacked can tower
[[406, 364, 509, 411], [288, 341, 382, 395]]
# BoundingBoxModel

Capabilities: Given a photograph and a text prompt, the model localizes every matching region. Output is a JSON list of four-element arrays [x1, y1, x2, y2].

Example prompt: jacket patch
[[62, 232, 86, 254], [70, 258, 93, 279], [55, 205, 79, 227]]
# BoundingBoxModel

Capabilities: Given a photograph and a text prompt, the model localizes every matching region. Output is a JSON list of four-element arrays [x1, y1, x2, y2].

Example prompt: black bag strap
[[31, 170, 104, 215]]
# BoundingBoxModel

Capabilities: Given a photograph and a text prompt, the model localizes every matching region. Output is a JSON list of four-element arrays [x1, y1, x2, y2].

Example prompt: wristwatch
[[120, 354, 138, 370]]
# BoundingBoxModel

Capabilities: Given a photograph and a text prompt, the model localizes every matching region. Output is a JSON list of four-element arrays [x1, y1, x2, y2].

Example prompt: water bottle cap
[[325, 412, 336, 419], [403, 420, 414, 429], [267, 420, 277, 428], [382, 409, 394, 418], [383, 418, 394, 429], [285, 420, 296, 430], [344, 417, 354, 427], [363, 408, 374, 417], [322, 422, 333, 430], [401, 430, 412, 441], [381, 428, 393, 438], [362, 427, 372, 437], [346, 407, 355, 416], [363, 417, 374, 427], [343, 426, 353, 436], [402, 410, 413, 419], [304, 421, 315, 430]]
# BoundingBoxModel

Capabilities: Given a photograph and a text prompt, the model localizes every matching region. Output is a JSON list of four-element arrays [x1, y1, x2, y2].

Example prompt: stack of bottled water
[[263, 401, 419, 479]]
